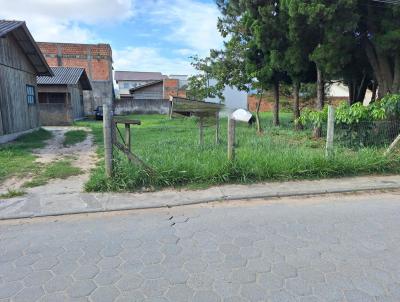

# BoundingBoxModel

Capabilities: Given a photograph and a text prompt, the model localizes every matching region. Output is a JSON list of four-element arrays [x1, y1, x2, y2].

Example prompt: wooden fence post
[[199, 116, 205, 146], [325, 105, 335, 158], [125, 124, 131, 152], [103, 104, 113, 177], [385, 133, 400, 156], [228, 116, 236, 161]]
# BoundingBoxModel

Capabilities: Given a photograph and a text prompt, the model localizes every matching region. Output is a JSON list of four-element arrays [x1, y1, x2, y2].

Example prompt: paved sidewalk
[[1, 175, 400, 220]]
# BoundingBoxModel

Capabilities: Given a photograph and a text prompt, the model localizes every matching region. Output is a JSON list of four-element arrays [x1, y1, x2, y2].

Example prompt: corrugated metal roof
[[129, 80, 163, 93], [115, 71, 165, 81], [37, 67, 92, 90], [0, 20, 52, 76], [0, 20, 24, 37]]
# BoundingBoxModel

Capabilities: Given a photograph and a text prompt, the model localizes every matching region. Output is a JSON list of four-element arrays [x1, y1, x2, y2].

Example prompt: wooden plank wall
[[0, 32, 39, 135], [68, 84, 84, 120]]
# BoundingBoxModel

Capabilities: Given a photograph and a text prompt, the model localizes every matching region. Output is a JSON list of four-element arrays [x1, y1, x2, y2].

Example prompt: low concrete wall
[[114, 98, 170, 115], [0, 127, 40, 144], [39, 104, 71, 126]]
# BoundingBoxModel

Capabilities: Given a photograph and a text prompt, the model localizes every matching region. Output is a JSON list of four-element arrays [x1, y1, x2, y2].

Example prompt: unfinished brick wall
[[37, 42, 114, 114], [163, 79, 187, 99], [247, 95, 274, 112], [37, 42, 112, 81]]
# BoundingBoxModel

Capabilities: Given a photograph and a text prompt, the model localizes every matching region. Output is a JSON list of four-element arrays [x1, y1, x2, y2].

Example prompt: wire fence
[[332, 120, 400, 149]]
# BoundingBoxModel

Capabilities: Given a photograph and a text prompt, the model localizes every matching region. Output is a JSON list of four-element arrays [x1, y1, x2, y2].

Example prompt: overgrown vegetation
[[0, 189, 26, 199], [0, 129, 52, 182], [63, 130, 88, 147], [79, 114, 400, 193], [300, 94, 400, 147], [23, 160, 82, 188]]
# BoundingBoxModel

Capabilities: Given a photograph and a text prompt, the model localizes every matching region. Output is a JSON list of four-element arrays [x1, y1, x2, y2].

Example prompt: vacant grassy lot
[[63, 130, 88, 147], [0, 129, 52, 183], [78, 113, 400, 192]]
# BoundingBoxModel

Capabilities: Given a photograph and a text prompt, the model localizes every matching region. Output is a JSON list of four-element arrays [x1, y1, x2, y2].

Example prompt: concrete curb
[[1, 175, 400, 220]]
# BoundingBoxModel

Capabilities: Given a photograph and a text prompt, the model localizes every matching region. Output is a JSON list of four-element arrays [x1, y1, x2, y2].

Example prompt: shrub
[[299, 94, 400, 147]]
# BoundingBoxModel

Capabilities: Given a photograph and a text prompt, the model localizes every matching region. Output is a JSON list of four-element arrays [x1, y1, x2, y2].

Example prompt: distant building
[[37, 42, 114, 115], [0, 20, 52, 144], [113, 71, 188, 115], [37, 67, 92, 126], [115, 71, 165, 98], [204, 79, 248, 112]]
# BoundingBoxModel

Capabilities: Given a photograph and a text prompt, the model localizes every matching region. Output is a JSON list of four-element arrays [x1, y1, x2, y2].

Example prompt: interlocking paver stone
[[90, 285, 120, 302], [1, 193, 400, 301], [67, 280, 97, 298], [192, 290, 220, 302], [23, 271, 53, 287], [0, 281, 22, 299], [73, 264, 99, 280], [13, 286, 44, 302], [44, 275, 73, 293], [165, 284, 194, 302]]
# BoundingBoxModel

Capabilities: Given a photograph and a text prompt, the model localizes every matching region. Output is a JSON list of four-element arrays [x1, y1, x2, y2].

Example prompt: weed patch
[[63, 130, 87, 147], [23, 160, 82, 188], [0, 189, 26, 199]]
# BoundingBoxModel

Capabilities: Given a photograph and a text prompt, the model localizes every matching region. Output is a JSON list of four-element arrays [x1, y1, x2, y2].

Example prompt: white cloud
[[143, 0, 223, 56], [0, 0, 134, 42], [113, 46, 196, 75]]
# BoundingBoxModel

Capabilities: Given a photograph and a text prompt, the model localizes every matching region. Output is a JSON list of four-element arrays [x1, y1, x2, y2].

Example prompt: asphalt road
[[1, 191, 400, 302]]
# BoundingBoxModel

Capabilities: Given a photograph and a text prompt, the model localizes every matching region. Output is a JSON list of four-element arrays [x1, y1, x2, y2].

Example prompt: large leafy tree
[[359, 0, 400, 98], [216, 0, 291, 126]]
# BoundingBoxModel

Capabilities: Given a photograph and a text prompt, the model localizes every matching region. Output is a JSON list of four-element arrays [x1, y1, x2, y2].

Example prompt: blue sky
[[0, 0, 223, 75]]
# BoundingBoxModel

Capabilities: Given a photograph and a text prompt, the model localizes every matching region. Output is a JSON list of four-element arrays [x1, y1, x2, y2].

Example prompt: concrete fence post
[[325, 105, 335, 158], [228, 116, 236, 161], [103, 103, 113, 177]]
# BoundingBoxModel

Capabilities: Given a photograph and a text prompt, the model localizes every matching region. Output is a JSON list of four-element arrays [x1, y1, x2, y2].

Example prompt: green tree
[[359, 1, 400, 98]]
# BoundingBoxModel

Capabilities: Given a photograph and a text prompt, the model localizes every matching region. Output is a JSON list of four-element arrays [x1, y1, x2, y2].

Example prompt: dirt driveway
[[0, 126, 97, 195]]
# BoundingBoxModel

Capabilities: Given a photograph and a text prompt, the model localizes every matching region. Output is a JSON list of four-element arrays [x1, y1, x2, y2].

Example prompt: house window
[[26, 85, 36, 104]]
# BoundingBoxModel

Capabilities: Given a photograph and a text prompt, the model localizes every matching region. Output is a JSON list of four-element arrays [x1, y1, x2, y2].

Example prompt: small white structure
[[328, 82, 372, 105], [204, 79, 247, 111], [231, 109, 253, 123]]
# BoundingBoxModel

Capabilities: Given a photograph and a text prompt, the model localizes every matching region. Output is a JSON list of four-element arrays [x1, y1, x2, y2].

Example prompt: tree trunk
[[365, 39, 394, 99], [356, 73, 368, 103], [371, 82, 377, 103], [255, 92, 263, 134], [273, 79, 280, 127], [348, 81, 355, 105], [316, 67, 325, 110], [314, 67, 325, 138], [392, 53, 400, 93], [293, 81, 302, 130]]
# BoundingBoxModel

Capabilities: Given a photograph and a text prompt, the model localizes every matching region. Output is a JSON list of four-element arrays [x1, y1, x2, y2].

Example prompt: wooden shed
[[37, 67, 92, 125], [0, 20, 52, 143]]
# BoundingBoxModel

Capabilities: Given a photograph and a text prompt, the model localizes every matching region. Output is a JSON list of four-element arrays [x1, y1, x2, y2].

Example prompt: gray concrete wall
[[83, 80, 114, 115], [114, 98, 170, 115]]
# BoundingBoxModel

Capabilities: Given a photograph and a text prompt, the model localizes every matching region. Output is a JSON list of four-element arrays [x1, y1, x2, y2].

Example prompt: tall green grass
[[63, 130, 87, 147], [0, 129, 52, 182], [78, 113, 400, 192]]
